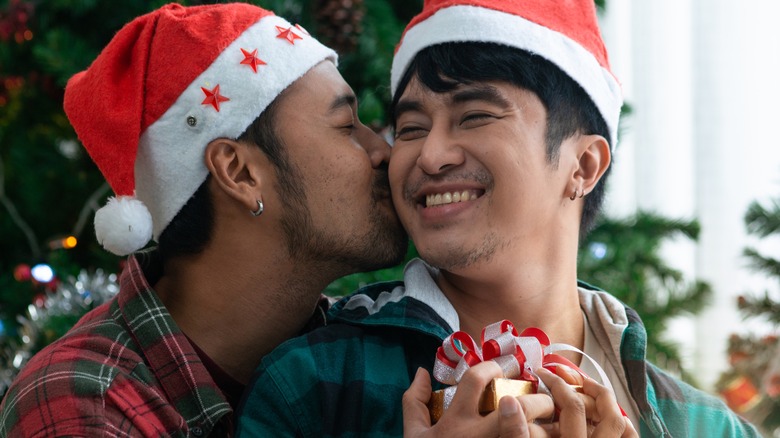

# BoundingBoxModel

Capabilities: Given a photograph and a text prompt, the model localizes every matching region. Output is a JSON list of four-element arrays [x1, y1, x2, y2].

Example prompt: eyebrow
[[393, 100, 423, 121], [393, 84, 512, 122], [328, 93, 357, 114], [451, 85, 512, 109]]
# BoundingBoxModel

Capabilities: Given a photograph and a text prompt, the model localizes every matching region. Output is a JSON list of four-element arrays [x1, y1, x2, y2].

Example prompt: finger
[[621, 416, 639, 438], [448, 361, 504, 416], [536, 368, 587, 438], [579, 376, 632, 438], [514, 393, 555, 423], [582, 379, 623, 425], [402, 368, 433, 436], [527, 423, 555, 438], [591, 416, 629, 438], [497, 396, 530, 438], [553, 364, 584, 386]]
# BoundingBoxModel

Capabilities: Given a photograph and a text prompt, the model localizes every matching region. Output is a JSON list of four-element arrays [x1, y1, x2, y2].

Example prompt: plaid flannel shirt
[[0, 252, 232, 437], [236, 259, 759, 437]]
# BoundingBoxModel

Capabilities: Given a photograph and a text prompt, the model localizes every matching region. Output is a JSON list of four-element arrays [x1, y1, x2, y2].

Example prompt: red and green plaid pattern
[[0, 252, 232, 437]]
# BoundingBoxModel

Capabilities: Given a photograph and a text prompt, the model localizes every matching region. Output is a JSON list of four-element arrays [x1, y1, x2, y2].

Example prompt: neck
[[435, 243, 585, 361], [155, 246, 335, 384]]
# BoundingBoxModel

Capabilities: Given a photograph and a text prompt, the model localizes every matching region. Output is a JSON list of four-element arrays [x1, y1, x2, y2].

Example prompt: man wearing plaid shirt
[[0, 3, 407, 437], [236, 0, 760, 436]]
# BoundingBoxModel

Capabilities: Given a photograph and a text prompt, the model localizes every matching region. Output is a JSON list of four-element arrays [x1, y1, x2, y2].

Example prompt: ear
[[204, 138, 263, 212], [570, 134, 610, 198]]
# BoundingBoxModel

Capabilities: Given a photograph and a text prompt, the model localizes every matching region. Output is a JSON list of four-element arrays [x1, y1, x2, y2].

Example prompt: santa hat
[[391, 0, 622, 149], [64, 3, 336, 256]]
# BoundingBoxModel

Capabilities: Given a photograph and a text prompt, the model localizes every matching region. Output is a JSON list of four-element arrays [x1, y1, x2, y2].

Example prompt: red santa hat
[[391, 0, 622, 149], [64, 3, 336, 256]]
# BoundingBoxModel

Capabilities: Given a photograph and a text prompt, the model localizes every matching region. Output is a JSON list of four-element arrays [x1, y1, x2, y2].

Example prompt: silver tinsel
[[0, 269, 119, 396]]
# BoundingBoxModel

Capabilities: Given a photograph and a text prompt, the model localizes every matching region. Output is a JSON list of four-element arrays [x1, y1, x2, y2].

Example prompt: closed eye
[[394, 126, 427, 141], [460, 113, 496, 126]]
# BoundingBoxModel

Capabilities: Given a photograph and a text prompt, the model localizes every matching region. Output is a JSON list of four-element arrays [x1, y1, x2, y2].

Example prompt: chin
[[418, 236, 499, 272]]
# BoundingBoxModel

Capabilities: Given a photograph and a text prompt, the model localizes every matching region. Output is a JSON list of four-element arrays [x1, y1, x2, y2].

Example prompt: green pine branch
[[744, 248, 780, 280], [579, 210, 711, 383], [745, 199, 780, 238]]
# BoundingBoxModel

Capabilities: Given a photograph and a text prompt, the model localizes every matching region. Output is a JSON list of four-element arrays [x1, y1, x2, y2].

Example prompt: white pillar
[[692, 0, 780, 389], [602, 0, 699, 375], [602, 0, 780, 392]]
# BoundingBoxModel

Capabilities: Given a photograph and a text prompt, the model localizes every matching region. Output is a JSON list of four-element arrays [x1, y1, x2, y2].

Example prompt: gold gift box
[[429, 378, 534, 424], [428, 377, 583, 423]]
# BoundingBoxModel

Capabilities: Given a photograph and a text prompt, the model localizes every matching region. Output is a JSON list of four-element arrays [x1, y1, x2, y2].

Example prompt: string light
[[47, 235, 78, 250], [30, 264, 54, 283], [62, 236, 77, 249]]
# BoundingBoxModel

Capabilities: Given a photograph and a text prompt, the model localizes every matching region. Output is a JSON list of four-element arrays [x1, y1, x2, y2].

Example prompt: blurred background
[[0, 0, 778, 434]]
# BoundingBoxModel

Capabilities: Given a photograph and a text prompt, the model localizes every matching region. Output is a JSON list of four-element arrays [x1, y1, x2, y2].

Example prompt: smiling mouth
[[424, 190, 482, 207]]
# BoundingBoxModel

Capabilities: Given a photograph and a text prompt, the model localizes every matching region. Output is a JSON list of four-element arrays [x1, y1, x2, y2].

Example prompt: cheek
[[389, 146, 416, 182]]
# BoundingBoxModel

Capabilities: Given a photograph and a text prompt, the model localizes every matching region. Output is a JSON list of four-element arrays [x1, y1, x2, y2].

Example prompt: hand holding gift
[[404, 362, 558, 437], [420, 320, 635, 436]]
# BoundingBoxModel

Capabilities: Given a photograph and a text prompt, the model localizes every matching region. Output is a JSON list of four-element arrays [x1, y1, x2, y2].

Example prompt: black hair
[[157, 96, 292, 261], [390, 42, 612, 237]]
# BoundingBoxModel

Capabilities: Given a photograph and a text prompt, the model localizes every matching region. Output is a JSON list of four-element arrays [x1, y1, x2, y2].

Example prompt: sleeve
[[645, 364, 761, 437]]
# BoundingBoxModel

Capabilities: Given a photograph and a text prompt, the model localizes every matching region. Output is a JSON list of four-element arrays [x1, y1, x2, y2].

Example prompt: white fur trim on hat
[[391, 5, 622, 150], [136, 16, 336, 240], [94, 196, 153, 256]]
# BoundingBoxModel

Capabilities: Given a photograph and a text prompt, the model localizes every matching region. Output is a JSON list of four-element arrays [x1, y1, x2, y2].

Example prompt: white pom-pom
[[94, 196, 153, 256]]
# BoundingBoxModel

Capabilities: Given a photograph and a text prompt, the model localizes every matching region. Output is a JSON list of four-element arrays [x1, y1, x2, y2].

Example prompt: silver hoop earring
[[251, 200, 264, 217]]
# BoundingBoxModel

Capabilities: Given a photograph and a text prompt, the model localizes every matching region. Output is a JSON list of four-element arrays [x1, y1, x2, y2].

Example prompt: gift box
[[428, 320, 598, 424], [429, 378, 533, 423], [429, 377, 583, 423]]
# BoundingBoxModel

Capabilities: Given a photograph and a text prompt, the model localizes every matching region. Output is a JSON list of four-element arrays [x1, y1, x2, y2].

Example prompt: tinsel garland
[[0, 269, 118, 396]]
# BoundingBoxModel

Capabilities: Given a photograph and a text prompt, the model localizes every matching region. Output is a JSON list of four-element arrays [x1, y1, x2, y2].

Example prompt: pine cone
[[315, 0, 364, 54]]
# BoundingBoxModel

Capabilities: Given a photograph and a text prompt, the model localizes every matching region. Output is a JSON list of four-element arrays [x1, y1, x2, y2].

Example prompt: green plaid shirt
[[0, 251, 232, 437], [236, 260, 758, 437]]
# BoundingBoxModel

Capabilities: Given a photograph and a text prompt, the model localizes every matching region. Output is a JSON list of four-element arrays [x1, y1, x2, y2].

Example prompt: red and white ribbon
[[433, 320, 612, 411]]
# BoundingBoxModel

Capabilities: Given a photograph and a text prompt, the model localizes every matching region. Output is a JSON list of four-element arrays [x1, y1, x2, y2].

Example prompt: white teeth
[[426, 190, 477, 207]]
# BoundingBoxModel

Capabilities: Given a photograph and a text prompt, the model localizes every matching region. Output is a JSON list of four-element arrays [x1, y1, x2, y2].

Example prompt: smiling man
[[0, 4, 406, 437], [236, 0, 758, 436]]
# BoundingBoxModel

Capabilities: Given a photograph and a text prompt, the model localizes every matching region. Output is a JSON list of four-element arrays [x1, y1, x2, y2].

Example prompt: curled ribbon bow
[[432, 320, 612, 411]]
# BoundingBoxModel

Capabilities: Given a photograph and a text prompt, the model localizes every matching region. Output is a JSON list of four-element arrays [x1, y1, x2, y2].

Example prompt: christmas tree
[[578, 211, 712, 384], [717, 198, 780, 436]]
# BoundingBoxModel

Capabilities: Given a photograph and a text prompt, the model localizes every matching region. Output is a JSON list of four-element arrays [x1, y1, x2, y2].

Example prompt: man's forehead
[[280, 61, 354, 111]]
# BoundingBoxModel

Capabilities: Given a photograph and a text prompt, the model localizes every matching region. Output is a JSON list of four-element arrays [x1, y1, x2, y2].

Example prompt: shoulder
[[256, 320, 421, 392], [238, 317, 440, 437], [644, 363, 760, 436], [0, 302, 162, 437]]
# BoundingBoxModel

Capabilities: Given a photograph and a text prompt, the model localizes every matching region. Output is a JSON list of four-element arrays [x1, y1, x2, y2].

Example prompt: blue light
[[589, 242, 608, 260], [31, 264, 54, 283]]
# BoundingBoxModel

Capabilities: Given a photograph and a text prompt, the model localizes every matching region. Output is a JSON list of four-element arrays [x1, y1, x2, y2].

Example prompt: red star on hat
[[275, 25, 302, 44], [240, 48, 266, 73], [201, 84, 229, 111], [294, 24, 310, 36]]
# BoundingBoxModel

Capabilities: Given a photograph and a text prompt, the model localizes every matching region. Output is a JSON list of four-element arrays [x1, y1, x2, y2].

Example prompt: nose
[[356, 124, 391, 168], [417, 125, 464, 175]]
